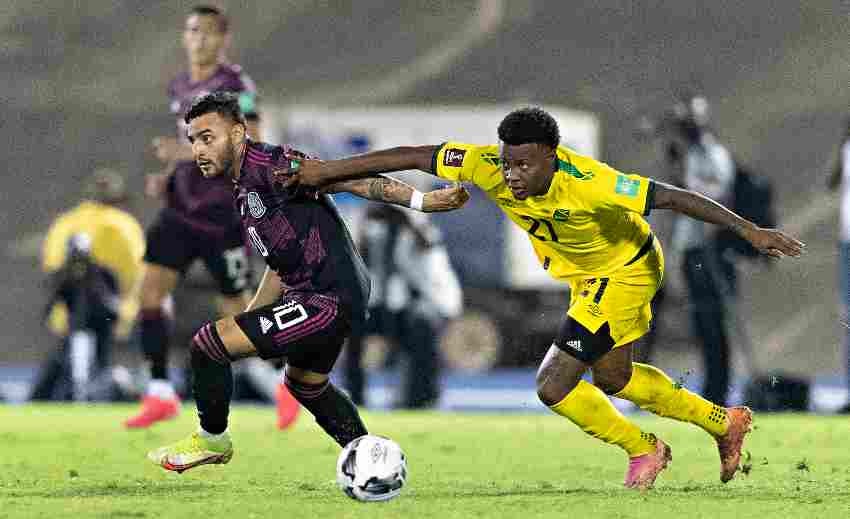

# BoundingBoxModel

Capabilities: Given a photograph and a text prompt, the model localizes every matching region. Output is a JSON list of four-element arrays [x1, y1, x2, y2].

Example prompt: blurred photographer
[[32, 234, 119, 400], [343, 204, 462, 408], [33, 169, 145, 401], [666, 96, 737, 405]]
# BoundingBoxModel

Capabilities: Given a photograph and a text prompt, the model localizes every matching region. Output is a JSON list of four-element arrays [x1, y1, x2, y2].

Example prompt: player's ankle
[[198, 427, 229, 441]]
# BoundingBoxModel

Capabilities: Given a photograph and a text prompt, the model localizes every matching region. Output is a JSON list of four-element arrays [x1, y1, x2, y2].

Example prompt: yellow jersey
[[433, 142, 655, 282], [42, 201, 146, 336]]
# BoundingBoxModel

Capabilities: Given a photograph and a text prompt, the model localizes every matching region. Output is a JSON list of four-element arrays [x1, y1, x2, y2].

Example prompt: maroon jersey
[[234, 140, 370, 318], [165, 64, 258, 239]]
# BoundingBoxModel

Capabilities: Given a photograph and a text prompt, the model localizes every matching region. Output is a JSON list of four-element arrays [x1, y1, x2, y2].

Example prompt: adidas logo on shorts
[[260, 316, 274, 334], [565, 340, 583, 352]]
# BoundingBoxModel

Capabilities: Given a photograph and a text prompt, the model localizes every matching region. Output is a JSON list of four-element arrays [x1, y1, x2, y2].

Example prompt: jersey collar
[[232, 138, 250, 185]]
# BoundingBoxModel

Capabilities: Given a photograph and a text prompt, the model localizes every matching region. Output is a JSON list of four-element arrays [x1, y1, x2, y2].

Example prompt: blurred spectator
[[827, 117, 850, 412], [34, 169, 145, 400], [667, 95, 737, 405], [344, 204, 462, 408]]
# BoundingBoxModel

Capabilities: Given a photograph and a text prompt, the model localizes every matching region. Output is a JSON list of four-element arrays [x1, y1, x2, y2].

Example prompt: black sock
[[141, 308, 171, 380], [190, 323, 232, 434], [285, 377, 368, 447]]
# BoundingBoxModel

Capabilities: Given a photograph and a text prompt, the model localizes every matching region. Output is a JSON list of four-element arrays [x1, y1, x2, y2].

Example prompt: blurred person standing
[[344, 205, 462, 408], [35, 170, 145, 400], [827, 117, 850, 412], [667, 96, 737, 406], [128, 5, 300, 429]]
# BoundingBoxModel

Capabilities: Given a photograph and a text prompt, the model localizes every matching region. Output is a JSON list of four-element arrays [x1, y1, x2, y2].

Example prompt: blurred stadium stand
[[2, 1, 849, 407]]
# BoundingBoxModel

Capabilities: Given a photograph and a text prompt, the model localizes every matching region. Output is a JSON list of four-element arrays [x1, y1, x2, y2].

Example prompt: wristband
[[410, 190, 425, 211]]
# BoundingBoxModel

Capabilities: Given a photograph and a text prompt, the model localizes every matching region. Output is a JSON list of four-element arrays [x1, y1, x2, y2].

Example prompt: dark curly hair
[[185, 91, 246, 126], [497, 107, 560, 149], [190, 5, 229, 33]]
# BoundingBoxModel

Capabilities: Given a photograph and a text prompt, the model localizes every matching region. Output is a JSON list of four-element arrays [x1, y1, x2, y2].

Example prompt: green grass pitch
[[1, 404, 849, 518]]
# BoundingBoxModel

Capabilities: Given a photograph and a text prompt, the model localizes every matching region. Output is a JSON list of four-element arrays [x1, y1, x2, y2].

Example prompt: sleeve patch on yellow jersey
[[552, 209, 571, 221], [443, 148, 467, 167], [615, 174, 640, 197], [480, 152, 501, 166], [557, 159, 594, 181]]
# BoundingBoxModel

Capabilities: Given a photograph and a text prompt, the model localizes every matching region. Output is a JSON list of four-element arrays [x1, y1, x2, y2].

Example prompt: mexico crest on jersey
[[247, 191, 266, 218]]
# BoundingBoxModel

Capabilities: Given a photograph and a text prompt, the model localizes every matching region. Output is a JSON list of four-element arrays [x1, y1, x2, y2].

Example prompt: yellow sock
[[615, 363, 729, 437], [550, 380, 656, 457]]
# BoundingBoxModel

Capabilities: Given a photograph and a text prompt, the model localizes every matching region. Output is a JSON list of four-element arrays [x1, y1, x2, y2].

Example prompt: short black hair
[[190, 5, 229, 33], [497, 107, 560, 149], [185, 91, 246, 126]]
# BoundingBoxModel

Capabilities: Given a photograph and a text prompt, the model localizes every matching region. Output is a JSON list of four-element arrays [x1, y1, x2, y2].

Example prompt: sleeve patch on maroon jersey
[[443, 148, 466, 167]]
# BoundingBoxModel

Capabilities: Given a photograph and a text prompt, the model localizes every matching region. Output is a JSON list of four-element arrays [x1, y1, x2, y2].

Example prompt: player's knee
[[535, 370, 570, 407], [284, 372, 329, 403], [190, 322, 232, 365], [140, 264, 177, 309], [592, 368, 631, 395], [140, 289, 166, 311], [140, 278, 172, 311]]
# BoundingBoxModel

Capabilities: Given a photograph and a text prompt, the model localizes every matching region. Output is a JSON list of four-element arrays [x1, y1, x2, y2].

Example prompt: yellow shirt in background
[[42, 201, 146, 337]]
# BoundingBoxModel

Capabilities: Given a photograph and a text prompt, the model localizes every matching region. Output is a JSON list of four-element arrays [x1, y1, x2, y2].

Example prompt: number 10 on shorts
[[260, 303, 309, 334]]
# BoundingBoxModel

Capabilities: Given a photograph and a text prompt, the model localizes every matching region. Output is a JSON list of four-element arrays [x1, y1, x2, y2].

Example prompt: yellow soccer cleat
[[148, 431, 233, 474]]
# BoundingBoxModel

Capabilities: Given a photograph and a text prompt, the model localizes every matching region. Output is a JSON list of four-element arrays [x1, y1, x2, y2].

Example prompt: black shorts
[[553, 317, 616, 364], [234, 292, 352, 374], [144, 209, 249, 296]]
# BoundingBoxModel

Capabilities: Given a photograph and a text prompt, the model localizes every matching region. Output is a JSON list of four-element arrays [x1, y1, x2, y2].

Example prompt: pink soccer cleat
[[624, 436, 672, 491], [275, 382, 301, 430], [716, 406, 753, 483], [125, 395, 181, 429]]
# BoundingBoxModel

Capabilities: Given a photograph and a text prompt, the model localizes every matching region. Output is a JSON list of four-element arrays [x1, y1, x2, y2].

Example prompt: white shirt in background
[[364, 210, 463, 321], [838, 140, 850, 242], [671, 133, 736, 252]]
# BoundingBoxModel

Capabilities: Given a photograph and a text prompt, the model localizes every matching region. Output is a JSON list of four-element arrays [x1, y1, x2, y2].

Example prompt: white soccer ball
[[336, 435, 407, 502]]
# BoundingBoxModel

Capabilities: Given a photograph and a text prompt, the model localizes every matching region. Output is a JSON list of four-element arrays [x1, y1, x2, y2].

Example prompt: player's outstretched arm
[[324, 176, 469, 213], [279, 145, 441, 187], [652, 181, 805, 258]]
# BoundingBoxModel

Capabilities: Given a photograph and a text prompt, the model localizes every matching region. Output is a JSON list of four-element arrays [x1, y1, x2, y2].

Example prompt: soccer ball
[[336, 435, 407, 502]]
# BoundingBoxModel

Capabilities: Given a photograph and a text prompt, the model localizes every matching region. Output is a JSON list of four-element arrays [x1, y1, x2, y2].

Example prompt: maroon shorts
[[234, 292, 350, 374]]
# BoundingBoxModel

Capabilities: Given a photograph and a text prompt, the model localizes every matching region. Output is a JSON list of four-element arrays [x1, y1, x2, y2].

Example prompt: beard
[[219, 154, 234, 178], [199, 149, 233, 178]]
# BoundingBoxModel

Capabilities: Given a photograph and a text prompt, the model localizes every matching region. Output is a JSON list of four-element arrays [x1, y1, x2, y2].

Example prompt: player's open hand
[[144, 172, 170, 199], [741, 226, 805, 258], [422, 183, 470, 212]]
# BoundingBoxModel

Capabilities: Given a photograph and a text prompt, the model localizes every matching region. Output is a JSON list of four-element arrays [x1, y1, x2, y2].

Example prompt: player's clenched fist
[[273, 154, 324, 187], [423, 183, 470, 212]]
